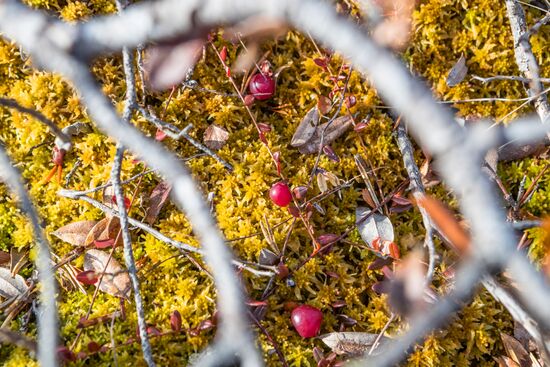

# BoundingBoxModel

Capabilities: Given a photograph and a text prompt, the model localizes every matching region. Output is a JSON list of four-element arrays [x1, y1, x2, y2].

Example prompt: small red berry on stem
[[249, 73, 275, 100], [291, 304, 323, 338], [270, 182, 292, 207]]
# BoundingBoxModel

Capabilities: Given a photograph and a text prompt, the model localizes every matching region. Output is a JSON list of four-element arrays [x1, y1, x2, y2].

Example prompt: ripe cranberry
[[269, 182, 292, 207], [291, 304, 323, 338], [249, 73, 275, 100]]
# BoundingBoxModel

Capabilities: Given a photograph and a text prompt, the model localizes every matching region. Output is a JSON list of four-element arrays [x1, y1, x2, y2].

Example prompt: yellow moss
[[1, 0, 545, 365]]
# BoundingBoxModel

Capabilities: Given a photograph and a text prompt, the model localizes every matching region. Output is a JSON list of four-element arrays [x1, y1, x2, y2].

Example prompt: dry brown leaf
[[203, 124, 229, 151], [0, 251, 9, 266], [297, 115, 353, 154], [291, 106, 320, 147], [317, 96, 332, 115], [52, 220, 98, 247], [144, 181, 172, 225], [144, 36, 206, 91], [501, 333, 531, 367], [320, 332, 390, 356], [495, 356, 521, 367], [84, 249, 131, 299], [9, 248, 28, 277], [84, 217, 121, 248], [417, 195, 470, 253], [0, 267, 28, 299], [317, 173, 328, 193]]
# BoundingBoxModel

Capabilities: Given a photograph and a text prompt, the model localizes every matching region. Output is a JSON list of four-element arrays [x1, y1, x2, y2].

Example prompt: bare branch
[[395, 123, 436, 284], [0, 97, 70, 146], [111, 145, 156, 366], [505, 0, 550, 122], [0, 145, 58, 367]]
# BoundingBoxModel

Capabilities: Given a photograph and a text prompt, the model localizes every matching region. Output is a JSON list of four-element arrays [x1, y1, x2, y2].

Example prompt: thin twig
[[0, 97, 70, 145], [0, 145, 58, 367]]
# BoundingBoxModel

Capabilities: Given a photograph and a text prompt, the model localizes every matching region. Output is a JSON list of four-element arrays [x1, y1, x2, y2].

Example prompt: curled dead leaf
[[291, 106, 320, 147], [297, 115, 353, 154], [0, 267, 28, 299], [320, 332, 390, 356], [52, 220, 98, 247], [84, 217, 121, 248], [84, 249, 131, 299], [144, 181, 172, 225], [203, 124, 229, 151]]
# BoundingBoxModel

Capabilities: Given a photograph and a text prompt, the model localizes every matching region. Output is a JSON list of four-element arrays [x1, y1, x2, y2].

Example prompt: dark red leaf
[[76, 270, 98, 285], [313, 58, 328, 69], [293, 186, 308, 200], [277, 263, 289, 279], [258, 122, 272, 133], [317, 234, 339, 246], [220, 46, 228, 62], [94, 238, 115, 249], [87, 341, 101, 353], [345, 95, 357, 108], [244, 94, 255, 106], [170, 310, 182, 332], [367, 257, 394, 271], [322, 145, 340, 162], [287, 205, 300, 218], [145, 181, 172, 225], [273, 151, 282, 176], [57, 346, 76, 362]]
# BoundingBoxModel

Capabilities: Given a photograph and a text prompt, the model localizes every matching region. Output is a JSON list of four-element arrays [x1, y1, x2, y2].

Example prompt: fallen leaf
[[84, 217, 121, 248], [203, 124, 229, 151], [446, 54, 468, 87], [83, 249, 131, 298], [501, 333, 531, 367], [320, 332, 390, 356], [356, 207, 394, 249], [290, 106, 320, 148], [417, 196, 470, 253], [317, 172, 328, 193], [0, 267, 28, 299], [144, 181, 172, 225], [258, 248, 279, 266], [298, 115, 353, 154], [52, 220, 98, 247], [0, 250, 9, 265], [495, 356, 521, 367], [317, 96, 332, 115], [9, 248, 28, 277]]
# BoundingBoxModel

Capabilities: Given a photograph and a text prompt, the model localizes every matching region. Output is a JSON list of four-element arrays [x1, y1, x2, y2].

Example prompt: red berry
[[249, 73, 275, 100], [269, 182, 292, 207], [291, 304, 323, 338]]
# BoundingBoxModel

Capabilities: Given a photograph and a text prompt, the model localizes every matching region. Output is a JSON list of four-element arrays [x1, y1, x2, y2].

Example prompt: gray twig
[[395, 122, 436, 284], [0, 97, 70, 146], [0, 145, 58, 367]]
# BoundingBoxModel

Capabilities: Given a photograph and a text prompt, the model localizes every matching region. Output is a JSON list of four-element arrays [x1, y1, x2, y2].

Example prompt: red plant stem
[[209, 41, 320, 251]]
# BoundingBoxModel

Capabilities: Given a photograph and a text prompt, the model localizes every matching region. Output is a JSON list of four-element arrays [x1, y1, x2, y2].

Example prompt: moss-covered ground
[[1, 0, 550, 365]]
